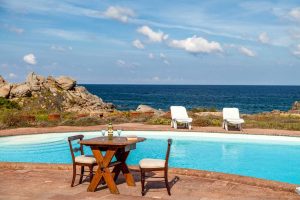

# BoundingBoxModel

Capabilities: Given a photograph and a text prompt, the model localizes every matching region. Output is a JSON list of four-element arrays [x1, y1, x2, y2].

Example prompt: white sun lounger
[[222, 108, 245, 131], [170, 106, 193, 130]]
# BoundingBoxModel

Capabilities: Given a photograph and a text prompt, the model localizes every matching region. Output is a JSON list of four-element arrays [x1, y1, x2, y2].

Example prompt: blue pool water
[[1, 131, 300, 184]]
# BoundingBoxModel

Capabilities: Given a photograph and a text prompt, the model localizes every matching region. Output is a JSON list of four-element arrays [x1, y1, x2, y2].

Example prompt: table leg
[[103, 167, 119, 194], [113, 149, 136, 186], [88, 147, 119, 194]]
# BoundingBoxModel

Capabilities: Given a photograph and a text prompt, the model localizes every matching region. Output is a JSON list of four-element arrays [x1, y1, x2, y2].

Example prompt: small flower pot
[[48, 113, 61, 121], [21, 115, 36, 122]]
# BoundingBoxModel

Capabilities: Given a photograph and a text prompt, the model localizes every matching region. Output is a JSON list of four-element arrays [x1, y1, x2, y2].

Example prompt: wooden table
[[80, 136, 146, 194]]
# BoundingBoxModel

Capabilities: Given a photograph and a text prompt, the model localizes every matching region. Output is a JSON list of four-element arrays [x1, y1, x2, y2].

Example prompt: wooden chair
[[139, 139, 172, 196], [67, 135, 97, 187]]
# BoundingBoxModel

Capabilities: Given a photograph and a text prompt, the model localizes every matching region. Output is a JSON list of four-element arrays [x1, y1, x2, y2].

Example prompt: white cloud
[[39, 29, 88, 41], [117, 59, 126, 66], [137, 26, 168, 43], [163, 60, 170, 65], [289, 7, 300, 21], [239, 47, 256, 57], [148, 53, 154, 59], [132, 39, 144, 49], [258, 32, 270, 44], [7, 25, 24, 34], [169, 35, 223, 54], [104, 6, 135, 23], [23, 53, 37, 65], [160, 53, 166, 59], [9, 73, 17, 78], [293, 44, 300, 57], [159, 53, 170, 65], [116, 59, 140, 68], [152, 76, 160, 81], [50, 45, 73, 52]]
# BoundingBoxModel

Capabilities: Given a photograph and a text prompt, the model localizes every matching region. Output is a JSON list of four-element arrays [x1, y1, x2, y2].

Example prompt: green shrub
[[0, 98, 20, 110], [148, 117, 171, 125], [36, 114, 49, 121]]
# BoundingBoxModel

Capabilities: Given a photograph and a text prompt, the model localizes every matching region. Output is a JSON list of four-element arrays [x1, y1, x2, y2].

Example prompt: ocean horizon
[[82, 84, 300, 114]]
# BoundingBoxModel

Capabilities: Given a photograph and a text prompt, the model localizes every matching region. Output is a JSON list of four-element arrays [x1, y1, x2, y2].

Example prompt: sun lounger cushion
[[139, 158, 165, 168], [75, 155, 96, 164]]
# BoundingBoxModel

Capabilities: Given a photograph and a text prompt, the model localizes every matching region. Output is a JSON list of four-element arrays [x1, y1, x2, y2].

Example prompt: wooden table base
[[87, 146, 135, 194]]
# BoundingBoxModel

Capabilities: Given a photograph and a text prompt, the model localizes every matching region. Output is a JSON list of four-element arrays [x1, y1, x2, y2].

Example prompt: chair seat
[[75, 155, 96, 164], [225, 118, 245, 124], [139, 158, 165, 169], [296, 187, 300, 194], [174, 118, 193, 123]]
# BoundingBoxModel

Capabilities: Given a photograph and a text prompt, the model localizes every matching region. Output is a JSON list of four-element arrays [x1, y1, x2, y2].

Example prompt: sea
[[82, 85, 300, 114]]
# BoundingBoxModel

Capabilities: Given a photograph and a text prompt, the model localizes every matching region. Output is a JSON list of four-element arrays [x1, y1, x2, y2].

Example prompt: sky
[[0, 0, 300, 85]]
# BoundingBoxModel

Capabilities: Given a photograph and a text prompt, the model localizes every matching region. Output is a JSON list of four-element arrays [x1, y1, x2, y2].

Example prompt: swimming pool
[[1, 131, 300, 184]]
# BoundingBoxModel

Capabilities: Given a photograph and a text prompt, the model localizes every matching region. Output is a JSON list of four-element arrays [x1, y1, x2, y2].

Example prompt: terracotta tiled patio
[[0, 163, 299, 200]]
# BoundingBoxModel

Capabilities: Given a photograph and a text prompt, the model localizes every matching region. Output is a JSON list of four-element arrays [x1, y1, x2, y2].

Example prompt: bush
[[148, 117, 171, 125], [0, 110, 30, 128], [191, 107, 217, 113], [0, 98, 20, 109], [36, 114, 49, 121]]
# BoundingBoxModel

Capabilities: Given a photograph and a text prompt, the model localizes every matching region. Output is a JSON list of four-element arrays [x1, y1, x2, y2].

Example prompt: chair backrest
[[165, 139, 172, 167], [223, 108, 240, 120], [170, 106, 189, 119], [67, 135, 84, 163]]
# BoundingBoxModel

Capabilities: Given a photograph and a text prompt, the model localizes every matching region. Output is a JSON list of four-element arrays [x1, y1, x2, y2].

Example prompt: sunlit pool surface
[[1, 131, 300, 184]]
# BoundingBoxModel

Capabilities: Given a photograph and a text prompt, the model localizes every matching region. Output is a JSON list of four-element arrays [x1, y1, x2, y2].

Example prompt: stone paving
[[0, 166, 299, 200]]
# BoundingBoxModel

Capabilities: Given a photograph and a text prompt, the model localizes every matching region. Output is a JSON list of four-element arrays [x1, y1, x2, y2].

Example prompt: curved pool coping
[[0, 162, 297, 194], [1, 123, 300, 138]]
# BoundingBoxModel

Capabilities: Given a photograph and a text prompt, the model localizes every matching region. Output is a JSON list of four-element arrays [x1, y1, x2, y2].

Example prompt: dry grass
[[1, 102, 300, 131]]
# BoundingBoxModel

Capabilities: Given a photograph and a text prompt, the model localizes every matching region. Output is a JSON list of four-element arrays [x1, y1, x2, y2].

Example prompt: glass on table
[[117, 129, 122, 137], [101, 130, 106, 137]]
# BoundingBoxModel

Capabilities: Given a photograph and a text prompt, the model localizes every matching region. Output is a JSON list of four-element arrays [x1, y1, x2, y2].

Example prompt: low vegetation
[[0, 102, 300, 131]]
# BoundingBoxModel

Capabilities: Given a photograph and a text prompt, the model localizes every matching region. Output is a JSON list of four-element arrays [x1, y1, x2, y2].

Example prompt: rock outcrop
[[136, 104, 165, 115], [10, 84, 31, 98], [0, 72, 114, 113], [56, 76, 76, 90], [290, 101, 300, 114], [0, 76, 6, 85], [0, 84, 11, 98]]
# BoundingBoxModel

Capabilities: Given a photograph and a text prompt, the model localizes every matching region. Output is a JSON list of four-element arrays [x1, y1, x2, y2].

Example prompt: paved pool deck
[[0, 163, 299, 200], [1, 123, 300, 137], [1, 124, 300, 199]]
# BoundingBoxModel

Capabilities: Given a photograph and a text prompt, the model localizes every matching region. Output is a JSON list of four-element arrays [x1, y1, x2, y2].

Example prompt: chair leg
[[79, 166, 84, 184], [164, 170, 171, 195], [71, 164, 76, 187], [89, 166, 94, 182], [174, 121, 177, 129], [140, 169, 145, 196]]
